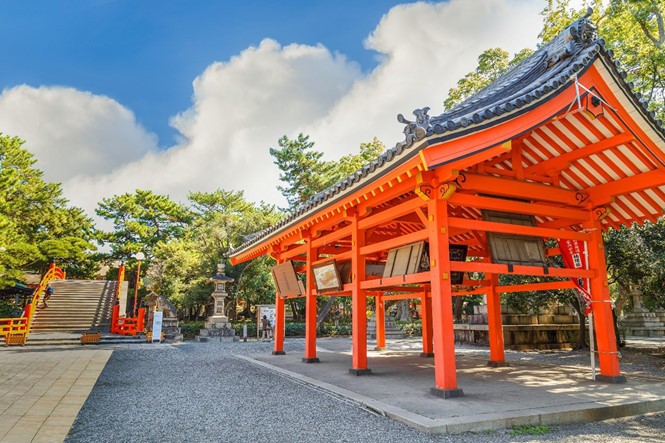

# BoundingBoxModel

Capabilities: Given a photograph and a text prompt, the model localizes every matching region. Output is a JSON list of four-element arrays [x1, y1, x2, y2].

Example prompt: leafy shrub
[[232, 321, 257, 337], [509, 425, 551, 436], [285, 322, 306, 336], [319, 322, 352, 336], [180, 321, 204, 339], [396, 320, 422, 337]]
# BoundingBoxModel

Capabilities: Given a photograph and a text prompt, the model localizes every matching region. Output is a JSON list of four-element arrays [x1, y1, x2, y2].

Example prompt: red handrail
[[24, 263, 66, 334], [111, 264, 145, 335], [1, 263, 65, 339]]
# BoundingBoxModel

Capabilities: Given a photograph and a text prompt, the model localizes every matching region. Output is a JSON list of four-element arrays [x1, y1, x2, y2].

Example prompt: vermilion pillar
[[486, 274, 508, 367], [273, 258, 286, 355], [350, 214, 371, 375], [420, 292, 433, 357], [375, 294, 386, 351], [428, 194, 463, 398], [585, 216, 624, 382], [303, 235, 319, 363]]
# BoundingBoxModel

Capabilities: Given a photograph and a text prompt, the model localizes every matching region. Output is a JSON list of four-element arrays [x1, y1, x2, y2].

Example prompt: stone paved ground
[[63, 338, 665, 443], [0, 347, 112, 443]]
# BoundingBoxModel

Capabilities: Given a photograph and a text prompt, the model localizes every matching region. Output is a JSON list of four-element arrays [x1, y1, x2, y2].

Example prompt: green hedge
[[180, 321, 204, 339], [183, 319, 421, 339], [232, 321, 258, 337], [228, 321, 352, 337], [396, 320, 422, 337]]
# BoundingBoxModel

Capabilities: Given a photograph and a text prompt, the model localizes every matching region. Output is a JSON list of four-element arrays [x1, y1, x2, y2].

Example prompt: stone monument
[[196, 263, 238, 342], [620, 292, 665, 337]]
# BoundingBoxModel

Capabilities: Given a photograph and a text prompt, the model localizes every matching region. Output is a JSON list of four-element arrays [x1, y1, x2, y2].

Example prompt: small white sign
[[152, 311, 163, 342]]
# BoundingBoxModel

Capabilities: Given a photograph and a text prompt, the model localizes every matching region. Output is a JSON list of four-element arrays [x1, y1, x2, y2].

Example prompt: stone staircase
[[29, 280, 122, 334], [620, 309, 665, 337], [367, 315, 405, 340]]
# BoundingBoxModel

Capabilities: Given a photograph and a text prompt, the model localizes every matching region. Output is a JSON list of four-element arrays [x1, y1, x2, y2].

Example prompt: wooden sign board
[[383, 241, 468, 283], [326, 260, 383, 285], [271, 261, 303, 297], [383, 241, 429, 278], [449, 244, 468, 285], [312, 259, 343, 293], [482, 210, 547, 266]]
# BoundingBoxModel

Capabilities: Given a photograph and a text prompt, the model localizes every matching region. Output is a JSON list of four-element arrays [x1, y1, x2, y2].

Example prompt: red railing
[[0, 317, 28, 336], [24, 263, 66, 333], [110, 263, 145, 335], [0, 262, 65, 340]]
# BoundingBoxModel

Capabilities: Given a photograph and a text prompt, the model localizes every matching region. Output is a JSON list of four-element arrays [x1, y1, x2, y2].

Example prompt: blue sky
[[0, 1, 544, 217], [2, 0, 409, 147]]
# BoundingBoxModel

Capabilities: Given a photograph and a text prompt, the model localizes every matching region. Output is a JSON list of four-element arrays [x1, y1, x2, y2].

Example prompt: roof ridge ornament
[[397, 107, 431, 147], [546, 7, 597, 67]]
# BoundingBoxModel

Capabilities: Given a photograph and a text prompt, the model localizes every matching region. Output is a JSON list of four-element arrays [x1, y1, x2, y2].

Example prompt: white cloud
[[301, 0, 544, 158], [0, 85, 158, 182], [0, 0, 544, 224]]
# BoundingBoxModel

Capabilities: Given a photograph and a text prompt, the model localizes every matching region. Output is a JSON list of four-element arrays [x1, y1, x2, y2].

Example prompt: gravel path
[[65, 339, 665, 443]]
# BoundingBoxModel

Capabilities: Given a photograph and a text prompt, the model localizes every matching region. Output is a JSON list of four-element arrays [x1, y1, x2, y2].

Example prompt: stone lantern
[[209, 263, 234, 321], [196, 263, 238, 342]]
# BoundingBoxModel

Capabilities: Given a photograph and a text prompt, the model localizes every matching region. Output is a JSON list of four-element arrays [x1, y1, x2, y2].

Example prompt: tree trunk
[[398, 300, 411, 321], [453, 296, 465, 322], [570, 296, 588, 350], [317, 296, 337, 328], [289, 300, 301, 321]]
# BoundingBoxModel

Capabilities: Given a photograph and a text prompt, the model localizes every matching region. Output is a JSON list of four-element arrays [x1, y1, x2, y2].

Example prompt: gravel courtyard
[[65, 339, 665, 443]]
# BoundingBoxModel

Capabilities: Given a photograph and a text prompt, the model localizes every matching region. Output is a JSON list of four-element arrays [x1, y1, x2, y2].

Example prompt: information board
[[152, 311, 163, 343]]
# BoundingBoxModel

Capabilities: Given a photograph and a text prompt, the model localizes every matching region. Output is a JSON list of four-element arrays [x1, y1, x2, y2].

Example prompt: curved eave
[[230, 82, 589, 263], [230, 41, 665, 264]]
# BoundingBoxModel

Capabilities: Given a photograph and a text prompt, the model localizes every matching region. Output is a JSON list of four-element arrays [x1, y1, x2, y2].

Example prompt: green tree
[[605, 221, 665, 311], [149, 189, 282, 319], [444, 48, 533, 110], [0, 133, 97, 286], [270, 134, 385, 210], [269, 134, 330, 208], [540, 0, 665, 120], [326, 137, 386, 184], [96, 189, 192, 260]]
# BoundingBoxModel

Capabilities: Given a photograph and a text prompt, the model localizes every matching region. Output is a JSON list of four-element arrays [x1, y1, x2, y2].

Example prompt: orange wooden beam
[[497, 280, 577, 293], [422, 139, 512, 171], [360, 272, 431, 290], [588, 169, 665, 207], [456, 173, 584, 207], [451, 261, 594, 279], [447, 193, 588, 221], [448, 217, 591, 241], [583, 65, 665, 169], [451, 287, 490, 296], [360, 229, 428, 256], [382, 293, 426, 301], [359, 196, 427, 230]]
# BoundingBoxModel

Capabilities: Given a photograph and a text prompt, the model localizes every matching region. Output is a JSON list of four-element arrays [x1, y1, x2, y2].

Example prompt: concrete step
[[26, 333, 145, 346]]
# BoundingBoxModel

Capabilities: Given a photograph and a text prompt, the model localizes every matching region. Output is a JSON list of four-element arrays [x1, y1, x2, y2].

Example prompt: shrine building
[[230, 15, 665, 398]]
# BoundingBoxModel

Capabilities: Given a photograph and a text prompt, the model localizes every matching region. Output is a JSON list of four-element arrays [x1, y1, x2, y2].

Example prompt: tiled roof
[[231, 14, 665, 259]]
